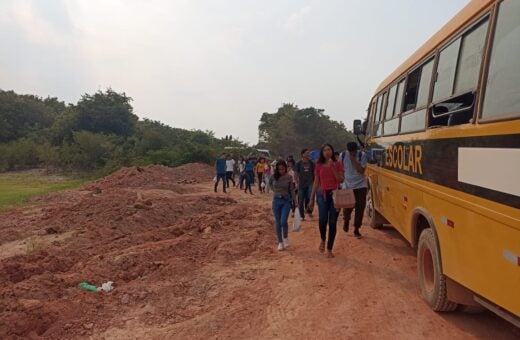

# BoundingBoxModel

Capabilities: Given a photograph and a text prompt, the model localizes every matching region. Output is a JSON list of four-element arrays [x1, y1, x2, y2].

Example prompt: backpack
[[341, 150, 363, 163]]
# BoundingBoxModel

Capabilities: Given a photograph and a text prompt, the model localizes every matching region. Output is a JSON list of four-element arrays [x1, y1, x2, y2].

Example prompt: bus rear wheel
[[417, 228, 458, 312]]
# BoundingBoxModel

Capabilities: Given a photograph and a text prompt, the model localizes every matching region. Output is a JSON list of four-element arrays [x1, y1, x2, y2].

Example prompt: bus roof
[[374, 0, 493, 95]]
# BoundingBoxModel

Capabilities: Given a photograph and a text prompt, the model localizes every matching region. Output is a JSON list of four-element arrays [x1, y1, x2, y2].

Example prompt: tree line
[[0, 89, 355, 174], [0, 89, 244, 174]]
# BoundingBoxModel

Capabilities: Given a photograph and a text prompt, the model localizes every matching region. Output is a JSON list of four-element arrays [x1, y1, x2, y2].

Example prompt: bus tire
[[417, 228, 458, 312], [367, 192, 384, 229]]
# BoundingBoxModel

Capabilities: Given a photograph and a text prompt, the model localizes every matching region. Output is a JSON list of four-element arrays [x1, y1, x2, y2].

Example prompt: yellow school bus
[[354, 0, 520, 326]]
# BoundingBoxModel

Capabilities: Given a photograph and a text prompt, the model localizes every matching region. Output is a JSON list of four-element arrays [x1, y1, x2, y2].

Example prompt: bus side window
[[367, 99, 377, 138], [429, 18, 489, 127], [481, 0, 520, 121], [400, 59, 434, 133], [383, 79, 405, 136], [373, 92, 386, 137]]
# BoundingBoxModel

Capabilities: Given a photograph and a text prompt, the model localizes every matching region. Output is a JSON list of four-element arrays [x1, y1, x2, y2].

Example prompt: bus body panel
[[361, 0, 520, 322], [366, 119, 520, 317]]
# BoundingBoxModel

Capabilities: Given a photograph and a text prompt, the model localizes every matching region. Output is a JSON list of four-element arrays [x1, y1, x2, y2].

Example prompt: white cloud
[[6, 0, 65, 45], [283, 5, 311, 35]]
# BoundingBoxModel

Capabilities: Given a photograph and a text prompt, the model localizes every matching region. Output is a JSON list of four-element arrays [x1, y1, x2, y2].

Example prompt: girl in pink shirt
[[310, 144, 345, 258]]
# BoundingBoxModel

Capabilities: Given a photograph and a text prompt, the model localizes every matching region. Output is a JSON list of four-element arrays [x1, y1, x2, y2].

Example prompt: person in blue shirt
[[214, 153, 227, 193], [244, 158, 255, 194], [341, 142, 368, 239]]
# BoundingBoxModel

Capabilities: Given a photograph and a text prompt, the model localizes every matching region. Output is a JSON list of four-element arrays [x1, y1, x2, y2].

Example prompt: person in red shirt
[[309, 144, 345, 258]]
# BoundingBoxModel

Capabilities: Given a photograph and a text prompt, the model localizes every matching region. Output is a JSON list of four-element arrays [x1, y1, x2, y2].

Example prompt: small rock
[[203, 227, 212, 234], [83, 322, 94, 330], [19, 299, 43, 311], [63, 323, 72, 330], [120, 294, 130, 304]]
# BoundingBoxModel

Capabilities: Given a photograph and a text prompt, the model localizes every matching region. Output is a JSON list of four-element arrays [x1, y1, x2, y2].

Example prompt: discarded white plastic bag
[[292, 209, 302, 232], [100, 281, 114, 292]]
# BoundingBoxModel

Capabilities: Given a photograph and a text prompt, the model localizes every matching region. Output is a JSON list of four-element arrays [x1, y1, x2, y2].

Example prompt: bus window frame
[[374, 91, 387, 137], [477, 0, 520, 124], [385, 83, 398, 120], [382, 77, 406, 137], [366, 98, 377, 139], [429, 14, 491, 125], [398, 56, 436, 135]]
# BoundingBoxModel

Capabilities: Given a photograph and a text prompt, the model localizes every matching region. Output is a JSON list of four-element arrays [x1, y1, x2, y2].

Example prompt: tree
[[50, 107, 78, 145], [76, 89, 137, 136], [258, 104, 355, 157], [0, 90, 58, 143]]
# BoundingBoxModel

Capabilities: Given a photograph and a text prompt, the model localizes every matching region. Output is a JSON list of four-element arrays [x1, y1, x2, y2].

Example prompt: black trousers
[[214, 173, 227, 193], [239, 172, 246, 188], [257, 173, 264, 191], [298, 185, 312, 218], [317, 190, 338, 251], [343, 187, 368, 229], [226, 171, 235, 187]]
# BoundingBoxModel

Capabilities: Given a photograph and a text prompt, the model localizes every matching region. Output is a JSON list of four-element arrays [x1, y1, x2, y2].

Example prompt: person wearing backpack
[[341, 142, 368, 239]]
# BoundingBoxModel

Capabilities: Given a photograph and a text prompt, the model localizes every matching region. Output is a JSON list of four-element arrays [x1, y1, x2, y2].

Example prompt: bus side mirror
[[353, 119, 362, 135]]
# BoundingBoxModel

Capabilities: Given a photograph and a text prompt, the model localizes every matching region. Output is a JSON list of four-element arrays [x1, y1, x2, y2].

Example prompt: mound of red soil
[[0, 163, 273, 339], [83, 163, 214, 191]]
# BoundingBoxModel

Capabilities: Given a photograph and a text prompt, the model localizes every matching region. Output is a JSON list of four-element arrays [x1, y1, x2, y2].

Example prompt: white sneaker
[[277, 243, 284, 251], [283, 238, 289, 249]]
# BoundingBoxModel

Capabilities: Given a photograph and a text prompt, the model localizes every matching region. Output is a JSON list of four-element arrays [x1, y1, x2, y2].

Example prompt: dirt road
[[0, 164, 518, 339]]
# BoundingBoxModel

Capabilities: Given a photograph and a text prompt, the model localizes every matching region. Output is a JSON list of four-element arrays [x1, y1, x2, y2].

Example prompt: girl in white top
[[287, 159, 297, 217]]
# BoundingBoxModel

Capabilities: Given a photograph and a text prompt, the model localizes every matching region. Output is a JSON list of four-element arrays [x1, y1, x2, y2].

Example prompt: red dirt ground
[[0, 163, 518, 339]]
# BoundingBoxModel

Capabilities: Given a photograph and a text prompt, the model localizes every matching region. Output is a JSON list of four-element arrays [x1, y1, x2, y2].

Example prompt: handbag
[[333, 189, 356, 209], [292, 209, 302, 232]]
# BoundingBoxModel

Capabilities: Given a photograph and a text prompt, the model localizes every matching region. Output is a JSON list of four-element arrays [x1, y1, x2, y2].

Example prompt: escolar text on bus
[[384, 144, 423, 175]]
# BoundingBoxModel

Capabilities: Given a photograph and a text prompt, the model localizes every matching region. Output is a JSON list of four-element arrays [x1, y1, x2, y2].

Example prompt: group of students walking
[[268, 142, 368, 258], [214, 153, 273, 195], [214, 141, 368, 258]]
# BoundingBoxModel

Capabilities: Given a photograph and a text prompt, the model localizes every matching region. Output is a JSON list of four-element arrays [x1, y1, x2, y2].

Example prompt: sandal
[[319, 241, 325, 253], [327, 251, 335, 258]]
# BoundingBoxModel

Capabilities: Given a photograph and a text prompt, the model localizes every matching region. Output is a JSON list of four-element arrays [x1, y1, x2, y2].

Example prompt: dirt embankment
[[0, 163, 275, 339], [0, 163, 518, 339]]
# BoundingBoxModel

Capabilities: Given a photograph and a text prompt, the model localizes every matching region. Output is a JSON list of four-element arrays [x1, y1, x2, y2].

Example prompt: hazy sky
[[0, 0, 469, 144]]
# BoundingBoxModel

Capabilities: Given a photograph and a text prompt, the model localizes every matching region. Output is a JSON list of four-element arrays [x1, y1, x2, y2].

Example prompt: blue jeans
[[264, 174, 271, 193], [298, 185, 313, 218], [272, 196, 291, 243], [317, 190, 338, 250], [244, 171, 254, 193]]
